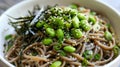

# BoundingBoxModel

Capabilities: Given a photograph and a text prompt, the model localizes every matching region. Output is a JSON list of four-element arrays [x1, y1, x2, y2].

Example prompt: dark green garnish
[[83, 50, 93, 60], [6, 44, 13, 52], [94, 54, 100, 60], [106, 23, 111, 29], [42, 38, 53, 46], [104, 31, 112, 41], [5, 34, 13, 40], [90, 11, 96, 15], [82, 58, 88, 66], [58, 50, 66, 56], [31, 51, 38, 56], [113, 45, 120, 58], [53, 43, 62, 51]]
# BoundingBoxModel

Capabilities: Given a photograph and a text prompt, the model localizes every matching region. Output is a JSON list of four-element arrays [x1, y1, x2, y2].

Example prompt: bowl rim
[[0, 0, 120, 67]]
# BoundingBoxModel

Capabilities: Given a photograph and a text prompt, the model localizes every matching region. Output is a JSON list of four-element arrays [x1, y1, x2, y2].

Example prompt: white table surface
[[0, 0, 120, 67]]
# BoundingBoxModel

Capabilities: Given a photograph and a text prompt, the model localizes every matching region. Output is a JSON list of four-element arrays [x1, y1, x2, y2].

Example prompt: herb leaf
[[5, 34, 12, 40], [82, 58, 88, 66], [94, 54, 100, 60]]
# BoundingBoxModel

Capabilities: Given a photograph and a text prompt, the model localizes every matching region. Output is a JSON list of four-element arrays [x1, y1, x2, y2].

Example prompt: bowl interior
[[0, 0, 120, 67]]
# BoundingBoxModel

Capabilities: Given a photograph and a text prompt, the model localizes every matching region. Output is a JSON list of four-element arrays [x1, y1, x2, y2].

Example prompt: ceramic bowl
[[0, 0, 120, 67]]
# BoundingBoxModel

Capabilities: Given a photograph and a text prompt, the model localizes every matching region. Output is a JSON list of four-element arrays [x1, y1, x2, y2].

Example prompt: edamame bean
[[77, 13, 86, 20], [63, 46, 76, 53], [50, 61, 62, 67], [56, 29, 64, 39], [36, 21, 45, 28], [42, 38, 53, 46], [46, 28, 55, 37], [70, 9, 78, 17], [89, 15, 96, 24], [72, 16, 80, 28], [80, 20, 91, 31], [79, 20, 86, 26], [82, 24, 91, 31], [104, 31, 112, 41], [71, 29, 83, 38]]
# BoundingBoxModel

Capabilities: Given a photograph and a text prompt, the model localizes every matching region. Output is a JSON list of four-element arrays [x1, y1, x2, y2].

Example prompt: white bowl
[[0, 0, 120, 67]]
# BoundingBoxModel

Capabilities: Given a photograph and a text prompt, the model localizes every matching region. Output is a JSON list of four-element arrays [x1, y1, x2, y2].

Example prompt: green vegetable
[[65, 33, 71, 39], [5, 34, 13, 40], [54, 18, 64, 29], [50, 7, 56, 14], [72, 16, 80, 28], [36, 21, 45, 28], [6, 44, 13, 52], [44, 23, 52, 29], [82, 24, 91, 31], [58, 50, 66, 56], [89, 15, 96, 24], [63, 46, 76, 53], [65, 22, 71, 29], [32, 52, 38, 56], [94, 54, 100, 60], [53, 43, 62, 51], [77, 13, 86, 20], [69, 4, 78, 9], [56, 29, 64, 39], [50, 61, 62, 67], [71, 29, 83, 38], [113, 45, 120, 57], [46, 28, 55, 37], [104, 31, 112, 41], [90, 11, 96, 15], [79, 20, 86, 26], [42, 38, 53, 46], [80, 20, 91, 31], [106, 23, 111, 29], [82, 58, 88, 66], [70, 9, 78, 18], [63, 15, 69, 21], [83, 50, 93, 60]]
